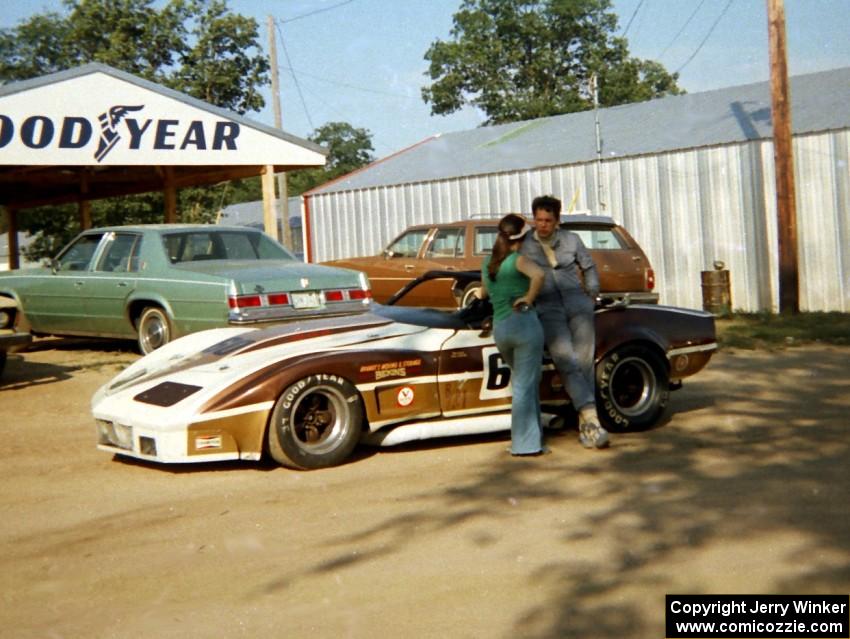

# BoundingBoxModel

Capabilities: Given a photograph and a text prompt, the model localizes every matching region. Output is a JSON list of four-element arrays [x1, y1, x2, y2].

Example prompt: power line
[[621, 0, 647, 37], [657, 0, 708, 61], [282, 65, 416, 100], [275, 20, 314, 130], [280, 0, 356, 25], [675, 0, 736, 74]]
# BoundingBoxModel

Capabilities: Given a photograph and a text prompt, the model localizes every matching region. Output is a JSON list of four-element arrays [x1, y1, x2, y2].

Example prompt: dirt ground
[[1, 338, 849, 639]]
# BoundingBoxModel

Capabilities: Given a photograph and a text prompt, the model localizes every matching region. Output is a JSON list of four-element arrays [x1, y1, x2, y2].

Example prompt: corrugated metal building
[[305, 67, 850, 312]]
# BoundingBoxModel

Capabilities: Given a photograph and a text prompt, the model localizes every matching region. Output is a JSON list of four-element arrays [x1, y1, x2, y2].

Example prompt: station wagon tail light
[[646, 268, 656, 291]]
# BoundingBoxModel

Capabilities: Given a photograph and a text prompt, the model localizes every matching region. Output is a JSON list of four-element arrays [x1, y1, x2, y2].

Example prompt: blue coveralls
[[520, 230, 599, 412]]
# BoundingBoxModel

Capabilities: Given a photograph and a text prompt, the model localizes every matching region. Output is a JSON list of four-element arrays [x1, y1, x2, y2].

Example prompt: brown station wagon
[[324, 215, 658, 308]]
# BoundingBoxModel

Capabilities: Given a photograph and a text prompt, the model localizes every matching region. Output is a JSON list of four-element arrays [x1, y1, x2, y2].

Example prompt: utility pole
[[767, 0, 799, 313], [266, 15, 292, 250], [590, 73, 606, 211]]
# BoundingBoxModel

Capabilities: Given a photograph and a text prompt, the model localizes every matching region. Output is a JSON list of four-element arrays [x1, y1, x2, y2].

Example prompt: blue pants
[[536, 292, 596, 411], [493, 308, 545, 454]]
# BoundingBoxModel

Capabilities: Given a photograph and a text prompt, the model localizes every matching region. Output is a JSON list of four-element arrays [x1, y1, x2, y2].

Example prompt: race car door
[[436, 329, 514, 417]]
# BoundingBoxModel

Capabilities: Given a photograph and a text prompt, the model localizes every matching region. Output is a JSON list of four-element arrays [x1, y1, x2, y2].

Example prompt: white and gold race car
[[92, 271, 717, 470]]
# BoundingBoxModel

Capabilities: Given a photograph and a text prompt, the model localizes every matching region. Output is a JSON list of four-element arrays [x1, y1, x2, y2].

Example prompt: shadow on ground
[[258, 348, 850, 637]]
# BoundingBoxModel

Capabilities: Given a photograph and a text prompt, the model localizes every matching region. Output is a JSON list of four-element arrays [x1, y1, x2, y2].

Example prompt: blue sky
[[3, 0, 850, 157]]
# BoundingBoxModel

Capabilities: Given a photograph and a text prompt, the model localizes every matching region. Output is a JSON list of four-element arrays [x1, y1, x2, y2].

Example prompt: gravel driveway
[[1, 339, 848, 638]]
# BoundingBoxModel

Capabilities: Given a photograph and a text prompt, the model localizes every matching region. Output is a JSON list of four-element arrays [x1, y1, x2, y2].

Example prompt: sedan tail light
[[228, 294, 262, 309], [348, 289, 372, 301]]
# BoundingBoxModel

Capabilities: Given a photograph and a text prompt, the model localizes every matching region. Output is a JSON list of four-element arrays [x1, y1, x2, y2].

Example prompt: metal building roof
[[311, 66, 850, 195]]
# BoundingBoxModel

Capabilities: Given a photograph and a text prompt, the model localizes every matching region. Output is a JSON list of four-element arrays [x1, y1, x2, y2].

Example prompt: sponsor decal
[[359, 358, 422, 381], [195, 435, 223, 450], [0, 105, 241, 163], [396, 386, 415, 407]]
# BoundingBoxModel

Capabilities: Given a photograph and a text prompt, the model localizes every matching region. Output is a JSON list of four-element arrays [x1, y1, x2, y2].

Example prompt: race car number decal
[[479, 346, 513, 400]]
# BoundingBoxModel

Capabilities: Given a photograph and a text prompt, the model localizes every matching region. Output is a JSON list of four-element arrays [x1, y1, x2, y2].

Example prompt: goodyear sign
[[0, 68, 325, 167], [0, 106, 241, 163]]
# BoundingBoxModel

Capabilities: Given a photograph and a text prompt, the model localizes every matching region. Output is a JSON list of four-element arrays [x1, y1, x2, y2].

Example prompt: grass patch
[[716, 312, 850, 350]]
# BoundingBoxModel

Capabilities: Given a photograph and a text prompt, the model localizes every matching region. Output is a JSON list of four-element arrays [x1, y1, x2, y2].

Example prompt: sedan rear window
[[163, 231, 295, 263]]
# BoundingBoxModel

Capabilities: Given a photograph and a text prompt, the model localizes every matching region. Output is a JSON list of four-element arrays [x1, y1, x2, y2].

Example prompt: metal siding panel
[[832, 131, 850, 311], [795, 133, 847, 311]]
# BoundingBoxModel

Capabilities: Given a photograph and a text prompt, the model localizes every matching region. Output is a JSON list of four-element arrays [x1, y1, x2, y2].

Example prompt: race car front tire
[[267, 375, 364, 470]]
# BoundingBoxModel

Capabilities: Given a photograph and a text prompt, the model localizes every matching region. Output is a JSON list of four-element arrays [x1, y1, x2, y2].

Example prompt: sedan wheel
[[596, 345, 669, 431], [137, 307, 172, 355], [267, 375, 364, 469]]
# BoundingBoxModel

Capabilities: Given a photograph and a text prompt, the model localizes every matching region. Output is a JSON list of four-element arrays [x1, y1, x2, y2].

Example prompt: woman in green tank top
[[480, 214, 546, 456]]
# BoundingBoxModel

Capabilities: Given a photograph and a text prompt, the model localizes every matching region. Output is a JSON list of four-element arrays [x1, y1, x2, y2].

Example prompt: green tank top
[[482, 252, 530, 322]]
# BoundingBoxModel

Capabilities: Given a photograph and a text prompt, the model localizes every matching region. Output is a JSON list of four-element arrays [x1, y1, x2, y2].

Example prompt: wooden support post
[[768, 0, 799, 313], [163, 167, 177, 223], [79, 170, 92, 229], [5, 207, 20, 270], [261, 166, 278, 240]]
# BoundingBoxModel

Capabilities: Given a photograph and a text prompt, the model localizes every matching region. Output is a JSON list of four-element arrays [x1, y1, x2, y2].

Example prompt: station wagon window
[[55, 233, 103, 271], [474, 226, 498, 255], [95, 233, 141, 272], [426, 228, 463, 258], [386, 229, 428, 258], [570, 228, 626, 250]]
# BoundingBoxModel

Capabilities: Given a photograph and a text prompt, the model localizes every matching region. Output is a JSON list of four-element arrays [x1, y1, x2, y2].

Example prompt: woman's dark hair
[[487, 213, 527, 282]]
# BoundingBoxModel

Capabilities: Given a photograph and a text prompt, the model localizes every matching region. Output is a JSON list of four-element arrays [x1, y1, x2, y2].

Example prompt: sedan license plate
[[291, 291, 322, 309]]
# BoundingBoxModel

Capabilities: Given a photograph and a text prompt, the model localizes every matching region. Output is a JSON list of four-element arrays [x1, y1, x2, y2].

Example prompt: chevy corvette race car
[[92, 271, 717, 470]]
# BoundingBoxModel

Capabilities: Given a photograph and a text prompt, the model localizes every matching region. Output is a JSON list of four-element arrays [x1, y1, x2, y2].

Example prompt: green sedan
[[0, 225, 371, 354]]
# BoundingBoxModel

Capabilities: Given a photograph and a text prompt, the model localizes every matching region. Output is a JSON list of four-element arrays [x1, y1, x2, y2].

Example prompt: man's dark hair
[[531, 195, 562, 218]]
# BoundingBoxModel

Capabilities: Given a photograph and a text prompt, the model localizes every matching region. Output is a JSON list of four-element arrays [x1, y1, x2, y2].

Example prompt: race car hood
[[94, 311, 428, 402]]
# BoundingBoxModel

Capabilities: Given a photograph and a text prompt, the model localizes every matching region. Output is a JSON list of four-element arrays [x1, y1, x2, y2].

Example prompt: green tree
[[422, 0, 683, 125], [0, 0, 270, 259], [0, 0, 267, 115], [288, 122, 375, 196]]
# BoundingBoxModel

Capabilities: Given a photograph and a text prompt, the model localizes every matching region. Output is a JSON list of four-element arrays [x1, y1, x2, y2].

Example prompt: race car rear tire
[[267, 375, 364, 470], [596, 344, 669, 431]]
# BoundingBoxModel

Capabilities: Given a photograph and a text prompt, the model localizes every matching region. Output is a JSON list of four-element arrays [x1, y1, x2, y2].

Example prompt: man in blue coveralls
[[520, 195, 610, 449]]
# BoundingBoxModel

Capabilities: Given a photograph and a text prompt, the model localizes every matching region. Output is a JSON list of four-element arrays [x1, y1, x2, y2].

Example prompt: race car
[[92, 271, 717, 470]]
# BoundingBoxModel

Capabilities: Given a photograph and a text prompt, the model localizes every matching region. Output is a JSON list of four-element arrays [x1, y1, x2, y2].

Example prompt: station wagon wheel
[[137, 306, 172, 355], [267, 375, 364, 470], [595, 344, 669, 431], [460, 282, 482, 308]]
